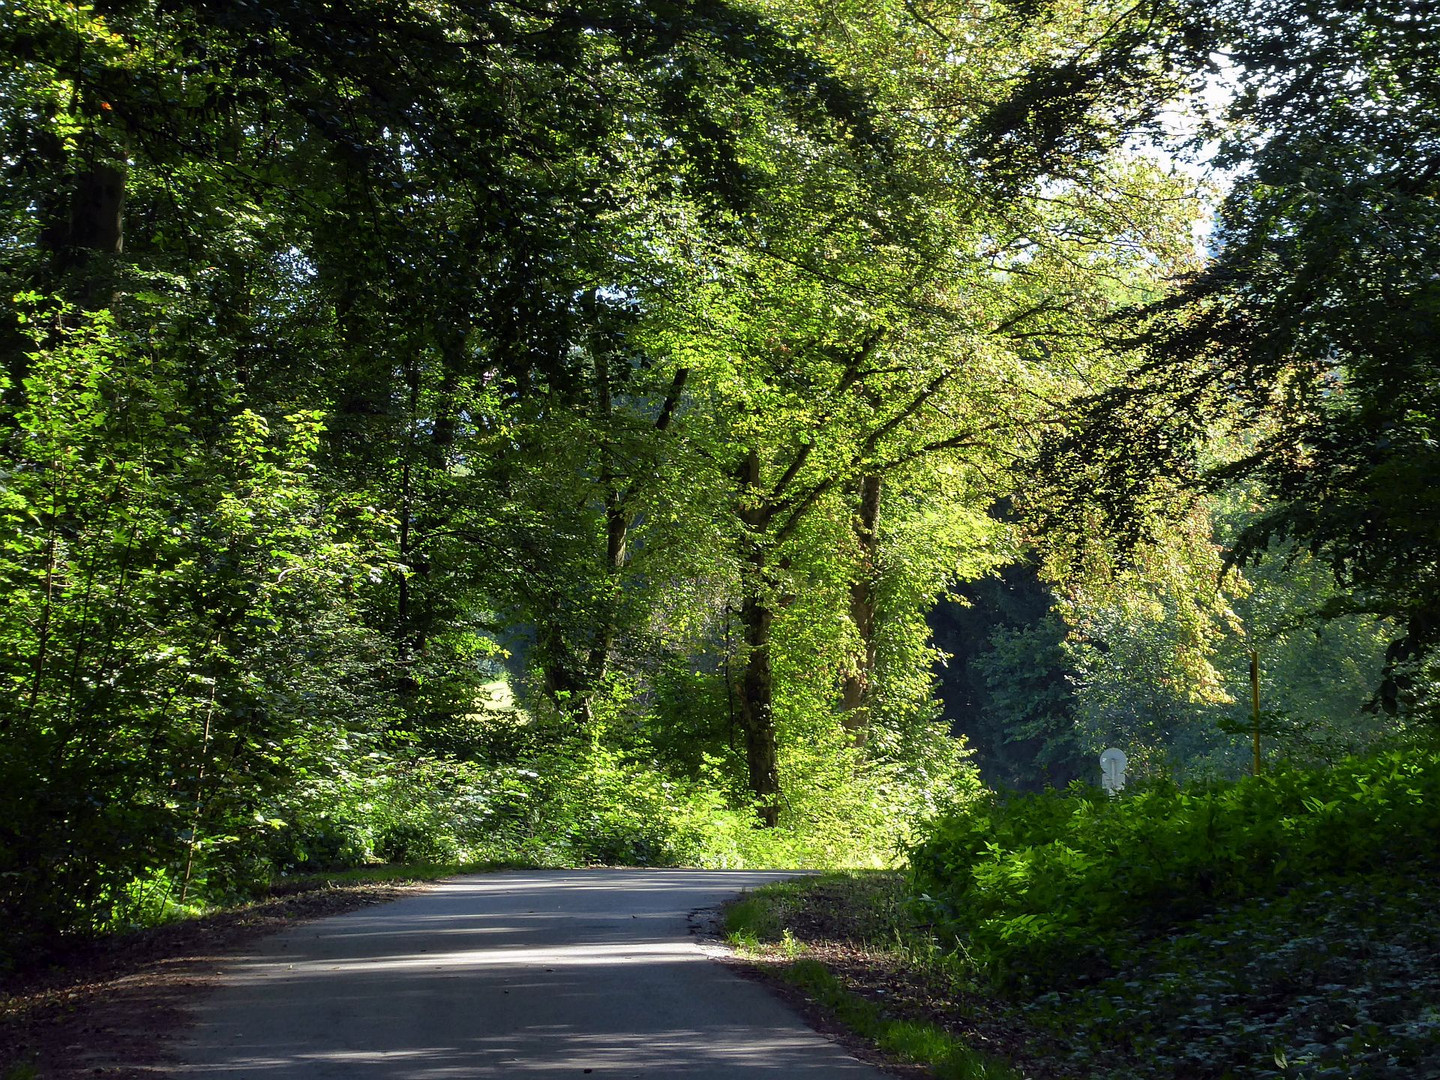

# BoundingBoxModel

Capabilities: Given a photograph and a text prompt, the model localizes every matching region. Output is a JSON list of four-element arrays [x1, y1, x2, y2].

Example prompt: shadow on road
[[176, 869, 878, 1078]]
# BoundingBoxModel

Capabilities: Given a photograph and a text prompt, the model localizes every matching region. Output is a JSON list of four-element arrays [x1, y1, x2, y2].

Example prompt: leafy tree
[[1221, 533, 1394, 763], [0, 296, 384, 948], [1035, 0, 1440, 718], [3, 0, 918, 939], [634, 0, 1210, 821], [1042, 489, 1394, 782]]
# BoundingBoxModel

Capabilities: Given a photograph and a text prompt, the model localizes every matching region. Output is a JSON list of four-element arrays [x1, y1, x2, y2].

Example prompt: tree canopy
[[1035, 0, 1440, 712], [0, 0, 1432, 965]]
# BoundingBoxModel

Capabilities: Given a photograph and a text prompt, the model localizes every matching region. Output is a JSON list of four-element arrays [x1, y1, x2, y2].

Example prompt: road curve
[[174, 869, 887, 1078]]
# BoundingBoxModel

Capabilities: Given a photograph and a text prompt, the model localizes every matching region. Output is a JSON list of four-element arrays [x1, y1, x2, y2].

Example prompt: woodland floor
[[718, 943, 1049, 1078], [717, 870, 1440, 1080], [0, 880, 430, 1080]]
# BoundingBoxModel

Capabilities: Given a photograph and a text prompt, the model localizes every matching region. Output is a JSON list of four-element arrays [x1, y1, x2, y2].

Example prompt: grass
[[723, 894, 788, 948], [724, 869, 913, 943], [782, 958, 1020, 1080], [723, 872, 1026, 1080]]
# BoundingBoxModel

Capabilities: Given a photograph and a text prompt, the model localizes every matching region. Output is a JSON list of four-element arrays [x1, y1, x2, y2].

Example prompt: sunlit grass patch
[[723, 874, 825, 943], [783, 958, 1018, 1080], [724, 870, 911, 948], [724, 872, 1021, 1078]]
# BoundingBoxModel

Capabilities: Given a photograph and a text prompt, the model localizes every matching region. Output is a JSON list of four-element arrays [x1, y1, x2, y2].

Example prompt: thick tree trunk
[[581, 490, 627, 682], [737, 564, 781, 828], [21, 141, 128, 709], [734, 448, 782, 826], [840, 473, 882, 744], [41, 142, 127, 309], [66, 163, 126, 258], [540, 647, 594, 728], [584, 364, 689, 690]]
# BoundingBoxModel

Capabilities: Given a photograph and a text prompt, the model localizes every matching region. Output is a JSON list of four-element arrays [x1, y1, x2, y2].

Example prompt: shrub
[[909, 747, 1440, 990]]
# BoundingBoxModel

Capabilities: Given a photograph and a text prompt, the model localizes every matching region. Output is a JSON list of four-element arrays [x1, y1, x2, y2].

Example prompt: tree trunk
[[586, 332, 625, 683], [737, 562, 781, 827], [840, 473, 882, 744], [395, 365, 420, 689], [538, 604, 594, 728], [734, 448, 782, 826], [66, 162, 126, 259], [41, 138, 127, 309], [584, 363, 689, 690], [21, 139, 128, 711]]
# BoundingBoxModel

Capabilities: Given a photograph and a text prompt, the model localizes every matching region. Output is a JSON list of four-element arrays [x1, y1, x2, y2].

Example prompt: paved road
[[175, 869, 887, 1077]]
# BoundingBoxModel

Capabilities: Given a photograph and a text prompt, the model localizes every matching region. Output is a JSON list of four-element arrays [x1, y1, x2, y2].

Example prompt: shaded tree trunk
[[21, 137, 128, 713], [539, 605, 595, 728], [40, 133, 127, 310], [394, 361, 423, 694], [840, 473, 882, 744], [529, 359, 690, 721], [737, 550, 781, 827], [585, 332, 626, 683], [63, 163, 126, 260], [734, 448, 781, 826], [583, 364, 690, 679]]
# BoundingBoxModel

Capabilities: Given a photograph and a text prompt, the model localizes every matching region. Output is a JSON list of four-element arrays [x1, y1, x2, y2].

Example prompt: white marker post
[[1100, 747, 1128, 795]]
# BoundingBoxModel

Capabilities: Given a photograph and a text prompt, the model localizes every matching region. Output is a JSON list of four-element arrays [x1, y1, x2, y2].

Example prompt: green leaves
[[1032, 0, 1440, 713], [910, 747, 1440, 993], [0, 291, 393, 955]]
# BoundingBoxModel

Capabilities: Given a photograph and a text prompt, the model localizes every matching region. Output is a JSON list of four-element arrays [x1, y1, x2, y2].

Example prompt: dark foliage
[[1030, 0, 1440, 709]]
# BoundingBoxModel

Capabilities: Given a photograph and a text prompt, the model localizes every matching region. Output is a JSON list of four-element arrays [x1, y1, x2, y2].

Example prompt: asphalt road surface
[[175, 869, 889, 1078]]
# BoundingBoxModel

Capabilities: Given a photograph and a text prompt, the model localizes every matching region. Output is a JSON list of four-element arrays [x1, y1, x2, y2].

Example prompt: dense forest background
[[2, 0, 1435, 969]]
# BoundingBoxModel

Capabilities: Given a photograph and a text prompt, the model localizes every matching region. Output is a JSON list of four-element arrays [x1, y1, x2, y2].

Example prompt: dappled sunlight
[[227, 940, 705, 981], [177, 870, 882, 1077], [180, 1025, 859, 1076], [470, 1028, 847, 1071]]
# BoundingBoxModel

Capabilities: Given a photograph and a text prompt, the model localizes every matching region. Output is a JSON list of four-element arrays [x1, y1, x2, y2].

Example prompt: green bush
[[67, 703, 970, 951], [909, 747, 1440, 990]]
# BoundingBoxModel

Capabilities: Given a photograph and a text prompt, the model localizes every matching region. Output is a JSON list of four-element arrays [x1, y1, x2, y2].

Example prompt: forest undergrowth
[[7, 713, 952, 972], [724, 746, 1440, 1080]]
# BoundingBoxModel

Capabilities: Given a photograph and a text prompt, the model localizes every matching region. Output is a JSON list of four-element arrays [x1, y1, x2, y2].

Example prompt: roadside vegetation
[[725, 746, 1440, 1079]]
